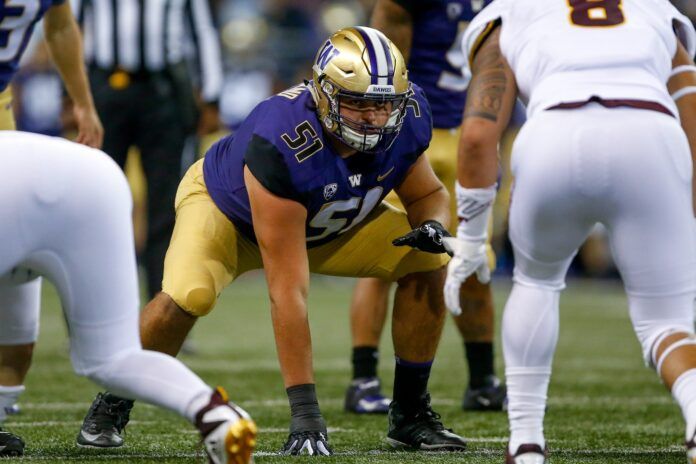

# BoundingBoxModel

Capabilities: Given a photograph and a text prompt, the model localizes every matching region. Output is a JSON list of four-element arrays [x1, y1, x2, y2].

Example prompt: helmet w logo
[[315, 40, 340, 72]]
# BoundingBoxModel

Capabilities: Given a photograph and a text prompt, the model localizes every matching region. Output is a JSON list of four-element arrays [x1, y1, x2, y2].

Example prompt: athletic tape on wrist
[[455, 182, 496, 241]]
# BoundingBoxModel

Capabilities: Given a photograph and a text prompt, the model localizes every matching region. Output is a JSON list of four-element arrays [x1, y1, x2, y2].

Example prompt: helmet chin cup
[[341, 126, 380, 151]]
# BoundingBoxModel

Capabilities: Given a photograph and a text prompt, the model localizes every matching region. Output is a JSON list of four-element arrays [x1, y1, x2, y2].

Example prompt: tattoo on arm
[[464, 27, 507, 122]]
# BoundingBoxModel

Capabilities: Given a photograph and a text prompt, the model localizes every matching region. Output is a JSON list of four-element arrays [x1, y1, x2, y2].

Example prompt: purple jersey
[[0, 0, 64, 92], [396, 0, 492, 128], [204, 82, 432, 248]]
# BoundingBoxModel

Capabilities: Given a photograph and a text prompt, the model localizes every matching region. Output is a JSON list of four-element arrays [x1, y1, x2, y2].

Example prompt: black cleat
[[386, 395, 467, 451], [76, 392, 134, 448], [281, 430, 332, 456], [344, 377, 391, 414], [505, 443, 548, 464], [0, 428, 24, 457], [462, 375, 507, 411]]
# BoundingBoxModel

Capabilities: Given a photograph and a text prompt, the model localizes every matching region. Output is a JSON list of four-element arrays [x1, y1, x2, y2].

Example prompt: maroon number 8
[[569, 0, 625, 27]]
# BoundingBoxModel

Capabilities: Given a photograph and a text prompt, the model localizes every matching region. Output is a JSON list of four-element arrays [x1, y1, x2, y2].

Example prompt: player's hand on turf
[[392, 220, 452, 254], [282, 430, 333, 456], [442, 237, 490, 316]]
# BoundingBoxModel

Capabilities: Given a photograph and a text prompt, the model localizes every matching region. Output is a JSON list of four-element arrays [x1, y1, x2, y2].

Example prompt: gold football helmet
[[311, 26, 412, 153]]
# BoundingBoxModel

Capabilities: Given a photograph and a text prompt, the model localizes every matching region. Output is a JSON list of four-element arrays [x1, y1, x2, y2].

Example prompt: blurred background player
[[0, 132, 256, 463], [71, 0, 224, 299], [76, 26, 470, 455], [0, 0, 102, 145], [444, 0, 696, 462], [344, 0, 506, 415]]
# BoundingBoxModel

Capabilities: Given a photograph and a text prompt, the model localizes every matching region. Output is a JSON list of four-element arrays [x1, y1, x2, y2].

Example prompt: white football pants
[[0, 132, 210, 421], [503, 104, 696, 449]]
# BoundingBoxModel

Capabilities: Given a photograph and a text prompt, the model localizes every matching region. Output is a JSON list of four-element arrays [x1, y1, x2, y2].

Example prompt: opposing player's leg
[[0, 277, 41, 456], [345, 277, 391, 414], [310, 203, 466, 450], [56, 154, 256, 462], [502, 110, 601, 463], [0, 137, 57, 455], [600, 109, 696, 461]]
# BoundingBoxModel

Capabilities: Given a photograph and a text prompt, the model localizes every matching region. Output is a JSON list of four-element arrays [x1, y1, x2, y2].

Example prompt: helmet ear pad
[[311, 26, 411, 153]]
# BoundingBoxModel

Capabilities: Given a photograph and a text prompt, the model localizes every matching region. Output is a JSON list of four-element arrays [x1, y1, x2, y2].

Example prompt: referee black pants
[[89, 67, 192, 299]]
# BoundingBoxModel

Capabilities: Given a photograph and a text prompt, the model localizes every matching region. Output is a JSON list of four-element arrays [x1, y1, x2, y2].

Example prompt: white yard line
[[14, 445, 686, 460], [16, 394, 672, 411]]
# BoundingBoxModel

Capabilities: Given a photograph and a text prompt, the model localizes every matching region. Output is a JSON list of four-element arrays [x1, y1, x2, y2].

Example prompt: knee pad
[[629, 294, 694, 366], [175, 287, 217, 317], [164, 276, 218, 317]]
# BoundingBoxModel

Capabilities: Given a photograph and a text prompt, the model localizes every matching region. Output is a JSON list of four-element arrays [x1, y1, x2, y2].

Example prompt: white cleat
[[197, 388, 257, 464], [686, 432, 696, 463], [505, 443, 548, 464]]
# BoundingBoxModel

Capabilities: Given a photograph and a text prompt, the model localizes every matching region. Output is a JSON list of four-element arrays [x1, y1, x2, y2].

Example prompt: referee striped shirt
[[71, 0, 223, 102]]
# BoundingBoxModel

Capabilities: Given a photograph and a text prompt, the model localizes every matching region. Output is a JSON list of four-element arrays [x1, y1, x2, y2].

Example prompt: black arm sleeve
[[244, 135, 305, 204], [392, 0, 425, 16]]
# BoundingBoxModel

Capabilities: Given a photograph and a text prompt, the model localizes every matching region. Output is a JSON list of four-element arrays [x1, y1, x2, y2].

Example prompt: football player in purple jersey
[[72, 27, 471, 455], [0, 0, 102, 146], [344, 0, 505, 416]]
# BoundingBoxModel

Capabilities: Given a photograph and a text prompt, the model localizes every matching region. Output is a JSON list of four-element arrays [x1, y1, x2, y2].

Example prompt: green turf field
[[10, 274, 687, 463]]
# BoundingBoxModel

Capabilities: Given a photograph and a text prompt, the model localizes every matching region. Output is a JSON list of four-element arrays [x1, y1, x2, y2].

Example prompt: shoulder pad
[[398, 84, 433, 153], [672, 10, 696, 57], [461, 0, 507, 67], [251, 86, 322, 157]]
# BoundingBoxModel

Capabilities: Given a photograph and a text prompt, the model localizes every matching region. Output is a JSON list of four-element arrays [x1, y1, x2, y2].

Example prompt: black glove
[[281, 384, 333, 456], [392, 220, 452, 255]]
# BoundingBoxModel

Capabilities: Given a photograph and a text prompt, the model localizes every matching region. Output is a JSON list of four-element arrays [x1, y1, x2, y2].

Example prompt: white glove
[[442, 237, 490, 316]]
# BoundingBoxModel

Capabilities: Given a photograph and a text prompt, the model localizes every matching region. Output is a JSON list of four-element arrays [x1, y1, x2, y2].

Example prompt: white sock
[[185, 389, 214, 423], [671, 368, 696, 440], [506, 367, 549, 453], [502, 283, 560, 453], [0, 385, 25, 424]]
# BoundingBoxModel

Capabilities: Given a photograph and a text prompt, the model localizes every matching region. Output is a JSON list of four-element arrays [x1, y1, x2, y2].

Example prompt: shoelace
[[414, 407, 446, 432], [87, 397, 132, 433]]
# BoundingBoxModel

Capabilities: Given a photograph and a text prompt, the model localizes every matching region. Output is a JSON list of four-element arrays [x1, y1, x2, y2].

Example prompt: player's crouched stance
[[75, 27, 467, 455], [0, 133, 255, 463]]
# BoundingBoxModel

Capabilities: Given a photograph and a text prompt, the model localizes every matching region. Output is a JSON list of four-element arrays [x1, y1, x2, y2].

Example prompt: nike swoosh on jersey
[[377, 166, 395, 181]]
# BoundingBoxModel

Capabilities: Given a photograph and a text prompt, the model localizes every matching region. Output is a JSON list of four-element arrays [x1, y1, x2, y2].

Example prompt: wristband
[[455, 182, 496, 241], [287, 384, 325, 433]]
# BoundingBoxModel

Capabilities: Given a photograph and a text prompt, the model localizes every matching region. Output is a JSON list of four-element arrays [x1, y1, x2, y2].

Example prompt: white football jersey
[[462, 0, 696, 118]]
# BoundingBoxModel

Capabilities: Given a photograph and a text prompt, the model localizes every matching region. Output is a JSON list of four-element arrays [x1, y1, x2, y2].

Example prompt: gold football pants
[[162, 159, 449, 317], [0, 88, 16, 131]]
